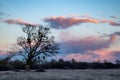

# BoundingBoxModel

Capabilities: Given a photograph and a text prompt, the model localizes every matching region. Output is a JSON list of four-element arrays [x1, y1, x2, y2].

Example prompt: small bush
[[35, 69, 46, 72]]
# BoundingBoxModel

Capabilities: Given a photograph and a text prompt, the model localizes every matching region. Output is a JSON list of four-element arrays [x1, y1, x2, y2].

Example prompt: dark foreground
[[0, 69, 120, 80]]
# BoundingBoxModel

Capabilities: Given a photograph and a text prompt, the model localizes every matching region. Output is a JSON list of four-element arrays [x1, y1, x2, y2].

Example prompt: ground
[[0, 69, 120, 80]]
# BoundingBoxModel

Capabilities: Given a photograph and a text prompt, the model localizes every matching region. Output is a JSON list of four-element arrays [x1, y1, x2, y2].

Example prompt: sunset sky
[[0, 0, 120, 62]]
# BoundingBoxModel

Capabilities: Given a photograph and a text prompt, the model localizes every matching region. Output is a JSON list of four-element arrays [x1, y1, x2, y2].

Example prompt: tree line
[[0, 58, 120, 71], [41, 59, 120, 69]]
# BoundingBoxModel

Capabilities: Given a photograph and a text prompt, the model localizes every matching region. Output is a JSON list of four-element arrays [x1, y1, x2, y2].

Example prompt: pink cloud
[[59, 31, 120, 62], [65, 53, 94, 62], [101, 20, 120, 26], [3, 19, 37, 26], [63, 45, 120, 62], [89, 49, 112, 56], [109, 21, 120, 26], [109, 34, 117, 42], [88, 49, 120, 62], [87, 38, 120, 61], [0, 50, 7, 55], [63, 52, 114, 62], [44, 16, 99, 29], [44, 16, 120, 29]]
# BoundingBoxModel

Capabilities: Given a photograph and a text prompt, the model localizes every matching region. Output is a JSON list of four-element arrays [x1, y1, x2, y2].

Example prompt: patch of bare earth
[[0, 69, 120, 80]]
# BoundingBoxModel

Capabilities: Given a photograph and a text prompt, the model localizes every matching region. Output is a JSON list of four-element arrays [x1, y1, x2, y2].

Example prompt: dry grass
[[0, 69, 120, 80]]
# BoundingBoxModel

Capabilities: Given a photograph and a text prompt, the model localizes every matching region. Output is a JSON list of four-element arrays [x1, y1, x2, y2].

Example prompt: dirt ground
[[0, 69, 120, 80]]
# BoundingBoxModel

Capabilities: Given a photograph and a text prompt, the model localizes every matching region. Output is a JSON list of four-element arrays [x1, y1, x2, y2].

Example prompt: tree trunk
[[25, 58, 32, 71], [25, 65, 30, 71]]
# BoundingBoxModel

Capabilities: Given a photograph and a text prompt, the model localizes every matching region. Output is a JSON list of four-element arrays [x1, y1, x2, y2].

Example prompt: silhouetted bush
[[0, 59, 13, 71], [36, 69, 46, 72], [10, 60, 25, 69]]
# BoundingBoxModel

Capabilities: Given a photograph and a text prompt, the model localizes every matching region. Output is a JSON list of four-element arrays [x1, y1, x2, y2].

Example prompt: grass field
[[0, 69, 120, 80]]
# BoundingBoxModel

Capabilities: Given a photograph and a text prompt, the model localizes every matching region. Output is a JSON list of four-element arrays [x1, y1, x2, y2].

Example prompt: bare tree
[[16, 24, 59, 70]]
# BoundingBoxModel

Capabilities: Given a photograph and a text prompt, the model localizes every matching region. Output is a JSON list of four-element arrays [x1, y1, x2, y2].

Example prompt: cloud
[[114, 32, 120, 36], [60, 36, 109, 54], [101, 20, 120, 26], [89, 45, 120, 61], [2, 15, 120, 29], [64, 53, 96, 62], [110, 16, 120, 19], [58, 30, 81, 42], [44, 16, 99, 29], [3, 19, 37, 26], [57, 29, 111, 55], [107, 31, 120, 42], [109, 34, 117, 42], [0, 50, 7, 55], [44, 15, 120, 29], [64, 52, 114, 62], [109, 21, 120, 26], [62, 39, 120, 62], [58, 30, 120, 62], [86, 37, 120, 61], [90, 48, 120, 57]]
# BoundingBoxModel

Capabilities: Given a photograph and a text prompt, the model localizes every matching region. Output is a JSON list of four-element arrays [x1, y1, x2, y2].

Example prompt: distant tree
[[56, 58, 65, 68], [16, 24, 59, 70], [58, 58, 64, 63], [10, 60, 25, 69], [71, 59, 77, 68], [0, 56, 14, 71], [116, 59, 120, 64], [103, 60, 108, 63], [115, 59, 120, 68], [50, 59, 57, 67]]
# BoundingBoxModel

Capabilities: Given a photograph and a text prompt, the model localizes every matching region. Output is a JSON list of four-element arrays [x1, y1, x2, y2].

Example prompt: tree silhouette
[[16, 24, 59, 70]]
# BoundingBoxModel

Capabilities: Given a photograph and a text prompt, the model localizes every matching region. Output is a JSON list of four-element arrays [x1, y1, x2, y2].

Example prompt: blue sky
[[1, 0, 120, 20], [0, 0, 120, 62]]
